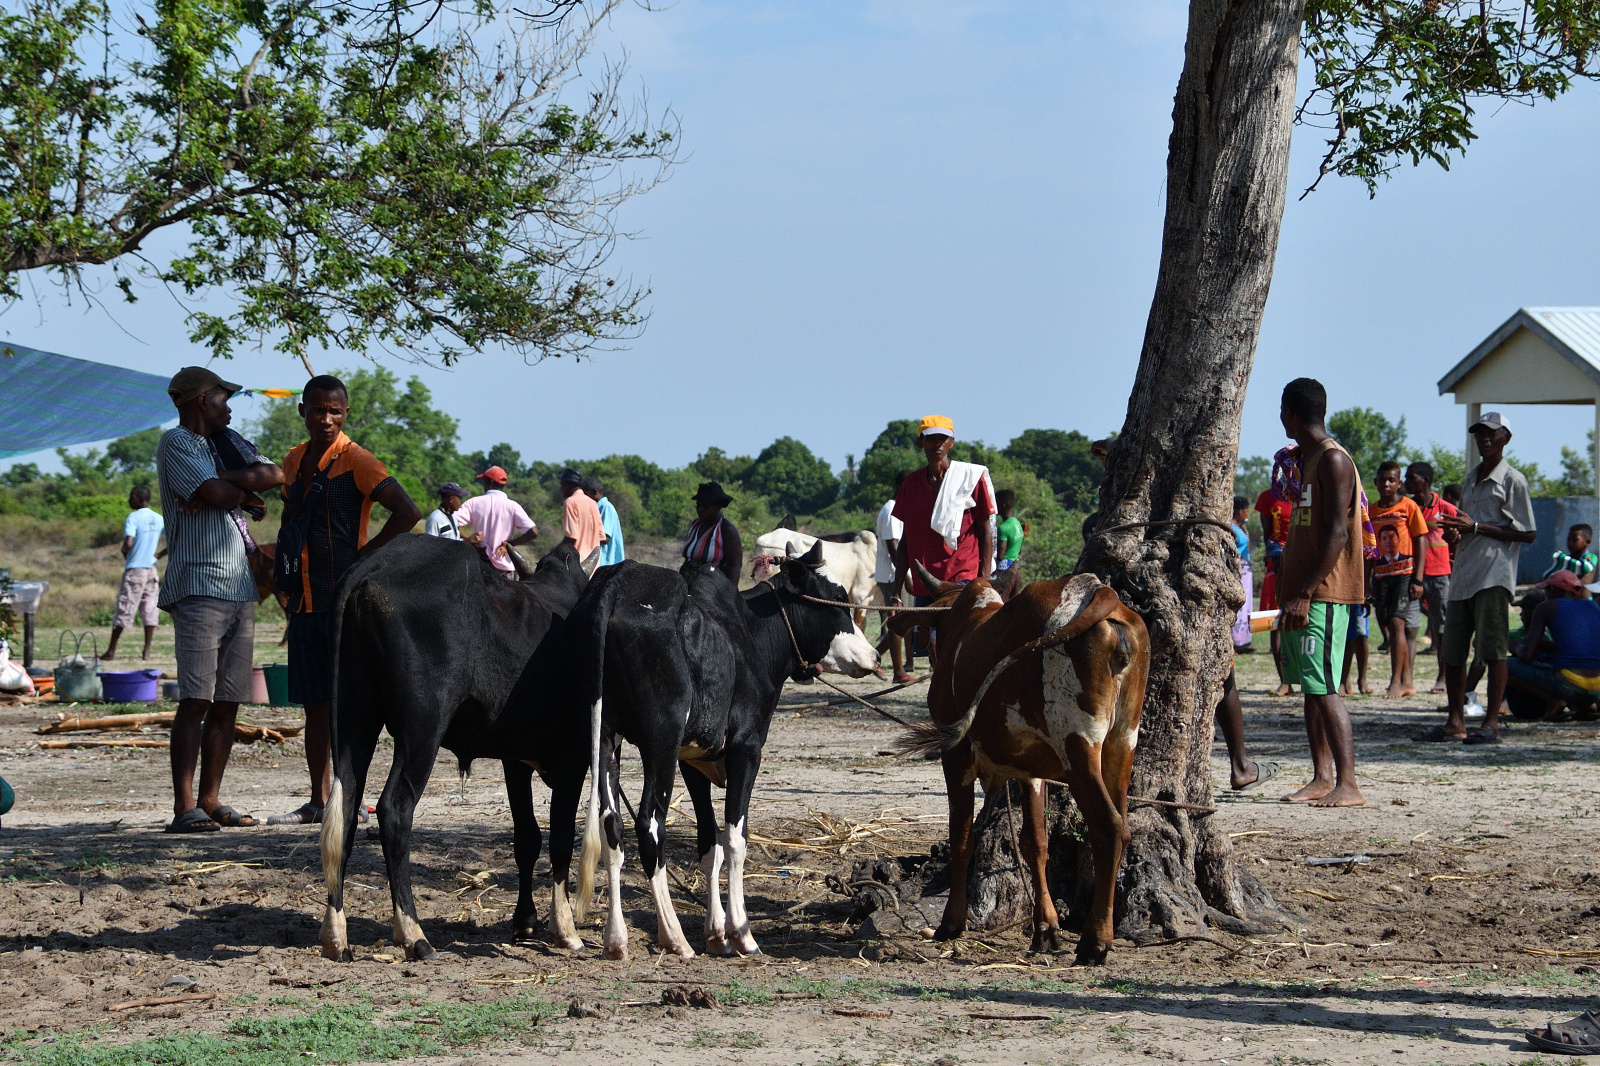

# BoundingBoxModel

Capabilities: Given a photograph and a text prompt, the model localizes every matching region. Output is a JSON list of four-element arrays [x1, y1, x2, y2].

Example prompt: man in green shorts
[[1275, 378, 1366, 808]]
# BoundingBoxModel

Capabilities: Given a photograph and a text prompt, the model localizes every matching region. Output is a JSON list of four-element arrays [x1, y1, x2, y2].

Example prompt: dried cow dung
[[660, 985, 718, 1009]]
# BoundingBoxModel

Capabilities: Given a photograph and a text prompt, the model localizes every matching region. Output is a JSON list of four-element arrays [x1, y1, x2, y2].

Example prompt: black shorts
[[1373, 574, 1422, 628], [287, 610, 335, 704]]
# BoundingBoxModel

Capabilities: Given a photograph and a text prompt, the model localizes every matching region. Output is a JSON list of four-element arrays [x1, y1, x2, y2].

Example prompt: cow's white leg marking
[[602, 839, 629, 960], [724, 817, 759, 954], [547, 881, 583, 951], [702, 839, 730, 955], [648, 864, 695, 958], [393, 905, 426, 957], [319, 778, 348, 961]]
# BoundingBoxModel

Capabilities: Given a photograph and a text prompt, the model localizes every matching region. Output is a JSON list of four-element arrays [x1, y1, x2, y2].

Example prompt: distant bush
[[61, 496, 130, 523]]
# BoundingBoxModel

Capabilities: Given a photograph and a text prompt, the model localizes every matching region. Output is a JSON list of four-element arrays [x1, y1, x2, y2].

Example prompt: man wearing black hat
[[155, 366, 285, 833], [557, 468, 606, 573], [424, 482, 469, 540], [682, 482, 742, 583]]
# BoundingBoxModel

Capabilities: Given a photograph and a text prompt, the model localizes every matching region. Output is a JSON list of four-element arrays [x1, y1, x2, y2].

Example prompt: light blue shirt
[[123, 507, 165, 570], [596, 496, 625, 567]]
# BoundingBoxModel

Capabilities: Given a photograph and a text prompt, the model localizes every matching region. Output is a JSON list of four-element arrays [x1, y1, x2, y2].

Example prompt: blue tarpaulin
[[0, 343, 175, 460]]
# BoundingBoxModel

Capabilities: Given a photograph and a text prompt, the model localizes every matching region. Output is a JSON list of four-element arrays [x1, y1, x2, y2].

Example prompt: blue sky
[[5, 1, 1598, 480]]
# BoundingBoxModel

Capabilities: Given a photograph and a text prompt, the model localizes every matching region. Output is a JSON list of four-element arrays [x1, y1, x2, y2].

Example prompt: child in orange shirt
[[1368, 460, 1430, 698]]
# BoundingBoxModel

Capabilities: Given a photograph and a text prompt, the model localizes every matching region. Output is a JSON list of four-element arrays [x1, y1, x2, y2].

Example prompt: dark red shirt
[[892, 466, 995, 597]]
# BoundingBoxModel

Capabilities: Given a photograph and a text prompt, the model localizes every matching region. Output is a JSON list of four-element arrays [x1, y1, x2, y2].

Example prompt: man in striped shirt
[[156, 366, 285, 833]]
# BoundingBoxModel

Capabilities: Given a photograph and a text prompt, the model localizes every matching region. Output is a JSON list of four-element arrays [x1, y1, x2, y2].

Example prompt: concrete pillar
[[1592, 399, 1599, 500], [1466, 401, 1482, 478]]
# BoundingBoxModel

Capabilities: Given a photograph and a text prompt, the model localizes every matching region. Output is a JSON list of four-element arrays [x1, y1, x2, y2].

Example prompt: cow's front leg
[[934, 745, 977, 941], [1062, 735, 1121, 966], [502, 760, 541, 942], [638, 746, 693, 958], [543, 767, 585, 951], [681, 761, 729, 955], [1021, 779, 1063, 954], [722, 746, 762, 954]]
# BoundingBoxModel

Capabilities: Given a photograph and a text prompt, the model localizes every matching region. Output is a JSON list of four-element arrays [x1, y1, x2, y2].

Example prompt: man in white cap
[[1427, 411, 1536, 744]]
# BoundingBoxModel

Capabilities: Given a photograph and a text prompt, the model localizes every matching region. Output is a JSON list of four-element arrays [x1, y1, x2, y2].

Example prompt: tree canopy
[[0, 0, 677, 370]]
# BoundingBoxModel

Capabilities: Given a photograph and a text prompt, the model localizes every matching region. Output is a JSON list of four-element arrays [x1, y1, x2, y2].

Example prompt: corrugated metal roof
[[1438, 307, 1600, 395]]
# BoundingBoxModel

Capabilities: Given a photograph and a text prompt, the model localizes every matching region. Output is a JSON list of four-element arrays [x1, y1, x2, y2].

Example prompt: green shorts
[[1282, 602, 1351, 697]]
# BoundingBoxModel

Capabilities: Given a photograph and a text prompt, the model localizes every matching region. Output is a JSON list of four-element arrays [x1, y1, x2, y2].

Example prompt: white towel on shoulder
[[931, 461, 996, 551]]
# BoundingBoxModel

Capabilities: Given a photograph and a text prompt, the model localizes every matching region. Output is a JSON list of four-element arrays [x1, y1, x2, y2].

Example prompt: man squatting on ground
[[271, 376, 421, 825], [1276, 377, 1365, 808], [101, 485, 166, 661], [1430, 411, 1536, 744], [155, 367, 285, 833]]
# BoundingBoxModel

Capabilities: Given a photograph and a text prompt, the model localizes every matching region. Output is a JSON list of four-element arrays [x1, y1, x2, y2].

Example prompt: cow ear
[[800, 540, 825, 568], [779, 514, 797, 531]]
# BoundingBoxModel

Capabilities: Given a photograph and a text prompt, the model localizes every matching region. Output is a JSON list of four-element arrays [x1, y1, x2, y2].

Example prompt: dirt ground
[[0, 621, 1598, 1064]]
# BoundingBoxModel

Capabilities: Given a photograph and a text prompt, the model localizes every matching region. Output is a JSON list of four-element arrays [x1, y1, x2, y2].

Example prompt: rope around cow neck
[[757, 579, 919, 730]]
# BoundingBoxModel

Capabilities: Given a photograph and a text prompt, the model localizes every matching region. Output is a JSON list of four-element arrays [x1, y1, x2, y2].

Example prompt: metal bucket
[[54, 631, 101, 703]]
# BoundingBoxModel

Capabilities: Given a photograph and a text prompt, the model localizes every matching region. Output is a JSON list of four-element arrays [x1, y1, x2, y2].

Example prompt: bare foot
[[98, 651, 117, 661], [1282, 780, 1334, 803], [1270, 684, 1294, 698], [1359, 683, 1375, 696], [1309, 782, 1365, 808], [1340, 681, 1354, 696], [1396, 685, 1416, 698], [1430, 682, 1445, 694]]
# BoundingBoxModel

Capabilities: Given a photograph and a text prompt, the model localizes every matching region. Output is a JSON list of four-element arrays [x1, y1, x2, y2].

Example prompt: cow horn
[[800, 540, 825, 567], [507, 545, 536, 580], [912, 559, 949, 595]]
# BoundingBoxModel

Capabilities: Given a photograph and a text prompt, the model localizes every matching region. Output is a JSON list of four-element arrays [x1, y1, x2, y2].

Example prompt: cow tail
[[573, 573, 618, 922]]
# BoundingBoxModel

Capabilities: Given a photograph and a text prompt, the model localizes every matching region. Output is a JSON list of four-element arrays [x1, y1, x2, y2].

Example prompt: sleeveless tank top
[[1551, 598, 1600, 672], [1277, 439, 1366, 606]]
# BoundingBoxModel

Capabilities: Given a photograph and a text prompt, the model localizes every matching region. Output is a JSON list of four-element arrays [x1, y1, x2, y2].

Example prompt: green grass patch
[[0, 997, 559, 1066], [720, 979, 773, 1007]]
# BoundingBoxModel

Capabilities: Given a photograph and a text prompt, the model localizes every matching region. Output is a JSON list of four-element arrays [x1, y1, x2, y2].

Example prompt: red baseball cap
[[475, 466, 508, 485], [1539, 569, 1583, 594]]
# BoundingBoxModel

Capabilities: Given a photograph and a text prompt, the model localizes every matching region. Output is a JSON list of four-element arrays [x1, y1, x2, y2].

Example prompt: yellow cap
[[919, 415, 954, 438]]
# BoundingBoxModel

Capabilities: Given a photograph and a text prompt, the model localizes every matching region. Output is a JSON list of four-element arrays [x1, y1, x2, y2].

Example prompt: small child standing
[[1368, 461, 1429, 698], [1231, 496, 1254, 653], [1545, 523, 1599, 584], [993, 489, 1026, 601]]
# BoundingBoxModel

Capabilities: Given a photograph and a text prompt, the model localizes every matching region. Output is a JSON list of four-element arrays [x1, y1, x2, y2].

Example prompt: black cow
[[570, 542, 880, 959], [319, 536, 591, 962]]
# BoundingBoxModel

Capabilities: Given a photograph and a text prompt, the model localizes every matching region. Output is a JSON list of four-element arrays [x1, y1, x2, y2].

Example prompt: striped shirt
[[683, 517, 730, 565], [156, 426, 259, 607]]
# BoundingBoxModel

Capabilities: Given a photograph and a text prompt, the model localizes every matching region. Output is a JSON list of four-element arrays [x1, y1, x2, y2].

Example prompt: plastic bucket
[[101, 668, 160, 703], [262, 663, 294, 706], [162, 681, 180, 701], [250, 666, 269, 705]]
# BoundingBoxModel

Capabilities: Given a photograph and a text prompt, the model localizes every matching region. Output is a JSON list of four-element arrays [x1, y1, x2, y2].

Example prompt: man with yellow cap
[[890, 416, 996, 662]]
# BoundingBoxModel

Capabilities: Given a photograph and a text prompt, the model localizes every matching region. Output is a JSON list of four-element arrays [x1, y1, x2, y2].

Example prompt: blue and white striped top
[[155, 426, 260, 607]]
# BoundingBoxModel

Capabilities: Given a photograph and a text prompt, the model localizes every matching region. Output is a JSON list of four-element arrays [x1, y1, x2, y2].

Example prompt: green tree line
[[1234, 406, 1597, 501], [0, 368, 1108, 578]]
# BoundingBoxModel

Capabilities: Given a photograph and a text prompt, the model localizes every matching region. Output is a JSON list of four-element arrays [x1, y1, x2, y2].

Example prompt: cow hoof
[[1029, 926, 1063, 954], [513, 925, 540, 944], [322, 944, 352, 963], [603, 943, 629, 961], [932, 922, 965, 942], [1073, 938, 1110, 966], [549, 933, 585, 952], [732, 936, 759, 956], [407, 939, 438, 963], [706, 935, 733, 956]]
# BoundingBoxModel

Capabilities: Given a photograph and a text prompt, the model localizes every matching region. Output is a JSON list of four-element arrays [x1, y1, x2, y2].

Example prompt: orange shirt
[[282, 433, 395, 612], [562, 492, 606, 561], [1368, 495, 1429, 581]]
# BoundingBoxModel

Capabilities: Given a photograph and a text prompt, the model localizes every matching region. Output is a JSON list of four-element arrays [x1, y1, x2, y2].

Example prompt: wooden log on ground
[[38, 712, 176, 734], [40, 738, 171, 749], [106, 993, 216, 1012]]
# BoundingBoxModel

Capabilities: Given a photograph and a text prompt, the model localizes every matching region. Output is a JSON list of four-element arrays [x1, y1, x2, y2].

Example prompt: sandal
[[1413, 725, 1465, 742], [266, 803, 322, 826], [206, 805, 257, 827], [1528, 1010, 1600, 1054], [1464, 728, 1502, 745], [1231, 760, 1277, 792], [165, 808, 220, 833]]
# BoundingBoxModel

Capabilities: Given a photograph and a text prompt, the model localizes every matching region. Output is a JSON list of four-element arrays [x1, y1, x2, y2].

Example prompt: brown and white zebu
[[891, 567, 1148, 964]]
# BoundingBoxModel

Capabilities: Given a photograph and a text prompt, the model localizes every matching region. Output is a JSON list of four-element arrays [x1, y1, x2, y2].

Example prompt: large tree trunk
[[1074, 0, 1306, 942]]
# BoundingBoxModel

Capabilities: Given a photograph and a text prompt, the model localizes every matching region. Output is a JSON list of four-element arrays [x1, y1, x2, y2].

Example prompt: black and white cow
[[319, 536, 591, 962], [569, 542, 879, 958]]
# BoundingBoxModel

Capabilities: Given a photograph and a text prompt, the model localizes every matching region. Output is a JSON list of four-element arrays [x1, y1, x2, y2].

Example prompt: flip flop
[[1231, 760, 1278, 792], [266, 803, 322, 826], [206, 805, 257, 827], [165, 807, 219, 833], [1528, 1010, 1600, 1054], [1412, 725, 1465, 743], [1464, 729, 1502, 745]]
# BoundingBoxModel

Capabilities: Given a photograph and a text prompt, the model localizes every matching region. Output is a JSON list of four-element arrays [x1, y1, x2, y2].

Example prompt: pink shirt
[[458, 489, 535, 571], [562, 492, 606, 561]]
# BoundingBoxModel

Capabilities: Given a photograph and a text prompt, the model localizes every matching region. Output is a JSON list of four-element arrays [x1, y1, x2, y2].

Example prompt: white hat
[[1469, 411, 1512, 435]]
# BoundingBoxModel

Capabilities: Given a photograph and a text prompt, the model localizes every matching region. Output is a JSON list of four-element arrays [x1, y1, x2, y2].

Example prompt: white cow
[[752, 527, 879, 632]]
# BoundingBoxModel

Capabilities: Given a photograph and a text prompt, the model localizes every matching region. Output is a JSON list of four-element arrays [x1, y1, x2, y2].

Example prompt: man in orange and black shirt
[[268, 375, 422, 825]]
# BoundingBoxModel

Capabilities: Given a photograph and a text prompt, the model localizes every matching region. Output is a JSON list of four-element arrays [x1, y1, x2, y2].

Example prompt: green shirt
[[997, 515, 1024, 562]]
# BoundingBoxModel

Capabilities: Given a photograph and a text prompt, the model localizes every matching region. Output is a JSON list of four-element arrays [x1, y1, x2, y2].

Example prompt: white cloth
[[424, 507, 464, 540], [873, 500, 903, 584], [931, 461, 996, 552]]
